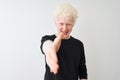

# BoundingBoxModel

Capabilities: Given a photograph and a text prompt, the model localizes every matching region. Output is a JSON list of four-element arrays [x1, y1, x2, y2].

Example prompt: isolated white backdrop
[[0, 0, 120, 80]]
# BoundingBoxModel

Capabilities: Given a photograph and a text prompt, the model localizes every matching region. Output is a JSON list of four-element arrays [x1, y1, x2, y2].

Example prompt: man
[[40, 3, 88, 80]]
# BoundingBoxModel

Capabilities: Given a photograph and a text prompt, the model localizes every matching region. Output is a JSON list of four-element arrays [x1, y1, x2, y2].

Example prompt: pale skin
[[43, 16, 87, 80], [44, 16, 74, 74]]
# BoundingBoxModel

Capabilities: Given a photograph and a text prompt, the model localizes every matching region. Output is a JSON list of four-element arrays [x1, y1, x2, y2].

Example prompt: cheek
[[68, 27, 73, 32], [56, 25, 62, 31]]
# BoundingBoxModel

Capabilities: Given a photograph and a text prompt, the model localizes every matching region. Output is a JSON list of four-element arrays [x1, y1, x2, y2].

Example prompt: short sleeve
[[40, 35, 54, 54]]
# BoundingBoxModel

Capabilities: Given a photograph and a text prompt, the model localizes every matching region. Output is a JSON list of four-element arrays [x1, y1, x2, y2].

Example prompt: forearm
[[42, 40, 59, 74], [51, 35, 62, 52]]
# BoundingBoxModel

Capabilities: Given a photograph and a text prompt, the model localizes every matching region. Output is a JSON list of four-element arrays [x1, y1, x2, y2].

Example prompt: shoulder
[[40, 34, 55, 54], [71, 36, 84, 47], [41, 34, 56, 42]]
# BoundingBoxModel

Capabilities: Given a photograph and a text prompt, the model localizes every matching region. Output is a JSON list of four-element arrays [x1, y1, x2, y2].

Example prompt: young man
[[40, 3, 88, 80]]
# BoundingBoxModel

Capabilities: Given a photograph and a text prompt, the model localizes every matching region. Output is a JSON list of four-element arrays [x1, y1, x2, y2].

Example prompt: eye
[[67, 24, 72, 26], [59, 23, 64, 26]]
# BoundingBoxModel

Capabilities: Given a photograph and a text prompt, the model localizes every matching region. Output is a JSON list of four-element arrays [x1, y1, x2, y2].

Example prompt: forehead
[[55, 16, 74, 23]]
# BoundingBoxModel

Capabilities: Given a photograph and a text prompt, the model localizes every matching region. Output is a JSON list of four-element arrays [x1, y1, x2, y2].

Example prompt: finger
[[59, 32, 64, 38], [52, 64, 59, 74]]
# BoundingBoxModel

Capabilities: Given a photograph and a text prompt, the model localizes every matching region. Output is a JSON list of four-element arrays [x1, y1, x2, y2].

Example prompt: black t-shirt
[[40, 34, 87, 80]]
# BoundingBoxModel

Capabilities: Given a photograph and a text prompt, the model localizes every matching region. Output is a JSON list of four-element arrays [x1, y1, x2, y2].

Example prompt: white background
[[0, 0, 120, 80]]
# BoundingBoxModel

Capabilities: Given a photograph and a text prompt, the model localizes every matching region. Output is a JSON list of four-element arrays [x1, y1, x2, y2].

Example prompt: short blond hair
[[53, 3, 78, 22]]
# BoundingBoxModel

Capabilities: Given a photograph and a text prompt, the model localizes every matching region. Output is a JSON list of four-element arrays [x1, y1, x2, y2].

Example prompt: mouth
[[61, 31, 68, 35]]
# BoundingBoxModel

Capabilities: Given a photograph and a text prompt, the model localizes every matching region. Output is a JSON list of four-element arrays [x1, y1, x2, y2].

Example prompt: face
[[55, 16, 75, 39]]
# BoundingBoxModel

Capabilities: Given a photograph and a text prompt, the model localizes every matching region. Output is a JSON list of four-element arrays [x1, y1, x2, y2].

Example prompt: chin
[[62, 34, 70, 39]]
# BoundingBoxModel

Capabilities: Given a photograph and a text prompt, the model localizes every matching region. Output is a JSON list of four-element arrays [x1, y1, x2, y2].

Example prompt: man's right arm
[[42, 35, 62, 74]]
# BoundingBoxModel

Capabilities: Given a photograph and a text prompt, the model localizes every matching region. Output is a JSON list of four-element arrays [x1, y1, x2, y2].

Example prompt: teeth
[[63, 32, 68, 35], [61, 31, 68, 35]]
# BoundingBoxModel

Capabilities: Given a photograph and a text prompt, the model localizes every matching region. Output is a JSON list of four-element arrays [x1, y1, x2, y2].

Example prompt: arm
[[43, 35, 62, 60], [42, 35, 62, 74], [51, 34, 62, 52], [43, 34, 62, 55]]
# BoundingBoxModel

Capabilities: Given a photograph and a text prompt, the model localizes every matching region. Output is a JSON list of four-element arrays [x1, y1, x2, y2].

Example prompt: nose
[[62, 25, 67, 31]]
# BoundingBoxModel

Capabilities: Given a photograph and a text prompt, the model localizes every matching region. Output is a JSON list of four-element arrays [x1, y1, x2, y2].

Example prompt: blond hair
[[53, 3, 78, 22]]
